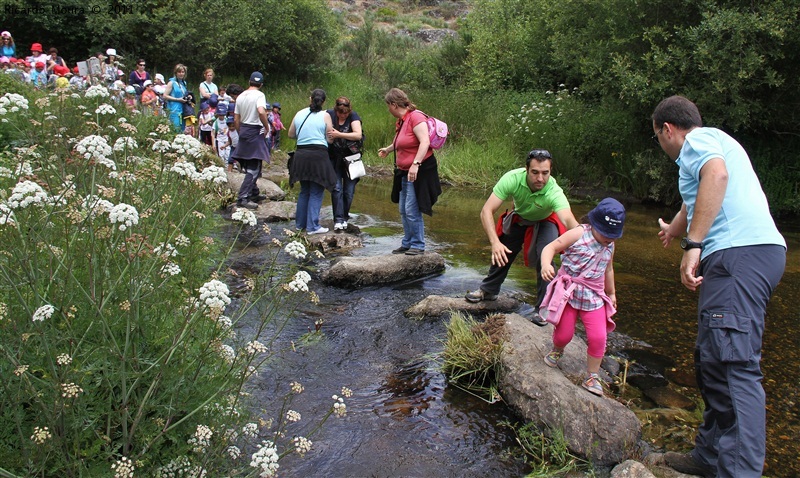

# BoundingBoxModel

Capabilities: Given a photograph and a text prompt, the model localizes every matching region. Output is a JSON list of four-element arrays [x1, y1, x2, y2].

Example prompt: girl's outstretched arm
[[540, 226, 583, 281], [605, 249, 616, 309]]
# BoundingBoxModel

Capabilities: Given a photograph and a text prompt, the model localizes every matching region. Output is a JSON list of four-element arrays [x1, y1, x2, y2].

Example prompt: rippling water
[[238, 177, 800, 477]]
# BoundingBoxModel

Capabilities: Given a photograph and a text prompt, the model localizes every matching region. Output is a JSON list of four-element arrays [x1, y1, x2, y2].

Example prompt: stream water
[[234, 177, 799, 477]]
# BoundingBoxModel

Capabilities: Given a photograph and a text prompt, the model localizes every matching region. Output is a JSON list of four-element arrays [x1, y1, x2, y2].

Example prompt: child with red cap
[[31, 61, 47, 88]]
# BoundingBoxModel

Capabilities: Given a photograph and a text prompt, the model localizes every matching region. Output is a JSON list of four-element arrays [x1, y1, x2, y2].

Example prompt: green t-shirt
[[492, 168, 570, 221]]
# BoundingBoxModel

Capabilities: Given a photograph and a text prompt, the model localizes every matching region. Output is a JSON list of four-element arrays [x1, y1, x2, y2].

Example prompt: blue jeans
[[399, 176, 425, 250], [296, 180, 325, 232], [331, 159, 358, 223]]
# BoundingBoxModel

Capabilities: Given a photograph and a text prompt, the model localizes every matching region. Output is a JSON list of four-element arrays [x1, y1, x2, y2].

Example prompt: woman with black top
[[326, 96, 363, 232], [288, 89, 336, 235]]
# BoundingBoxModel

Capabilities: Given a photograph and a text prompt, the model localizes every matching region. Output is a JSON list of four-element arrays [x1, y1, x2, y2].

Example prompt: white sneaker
[[334, 222, 344, 231], [308, 227, 329, 235]]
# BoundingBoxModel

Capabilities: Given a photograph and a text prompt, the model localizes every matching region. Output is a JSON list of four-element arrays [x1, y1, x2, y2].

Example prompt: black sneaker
[[465, 289, 498, 303], [392, 247, 410, 254], [249, 194, 268, 203], [236, 199, 258, 210], [664, 452, 715, 478]]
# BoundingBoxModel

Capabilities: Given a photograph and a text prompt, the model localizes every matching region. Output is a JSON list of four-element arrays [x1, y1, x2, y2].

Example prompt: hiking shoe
[[543, 349, 563, 368], [465, 289, 498, 303], [527, 310, 548, 327], [582, 373, 604, 396], [404, 248, 424, 256], [236, 199, 258, 210], [308, 227, 329, 235], [334, 222, 346, 231], [249, 194, 267, 203], [663, 452, 716, 478], [392, 247, 410, 254]]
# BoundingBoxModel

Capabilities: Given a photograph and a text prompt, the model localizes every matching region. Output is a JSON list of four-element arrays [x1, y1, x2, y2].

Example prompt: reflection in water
[[248, 176, 800, 477]]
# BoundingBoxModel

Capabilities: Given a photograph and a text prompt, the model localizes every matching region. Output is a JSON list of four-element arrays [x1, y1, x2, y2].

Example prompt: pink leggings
[[552, 304, 608, 358]]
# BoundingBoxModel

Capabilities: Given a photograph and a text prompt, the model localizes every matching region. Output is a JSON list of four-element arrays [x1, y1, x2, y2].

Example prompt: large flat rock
[[226, 170, 285, 201], [320, 253, 445, 288], [404, 294, 520, 317], [500, 313, 642, 466]]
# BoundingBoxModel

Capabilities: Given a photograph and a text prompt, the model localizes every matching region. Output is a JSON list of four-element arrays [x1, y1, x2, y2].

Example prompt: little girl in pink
[[538, 197, 625, 397]]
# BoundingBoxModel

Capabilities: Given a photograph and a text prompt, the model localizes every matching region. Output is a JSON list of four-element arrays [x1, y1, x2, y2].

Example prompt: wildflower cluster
[[287, 270, 311, 293], [85, 85, 110, 98], [294, 436, 313, 456], [284, 241, 307, 260], [56, 353, 72, 366], [61, 382, 83, 398], [198, 279, 231, 310], [286, 410, 301, 422], [75, 135, 113, 163], [507, 84, 581, 143], [8, 180, 49, 209], [332, 394, 347, 417], [108, 203, 139, 231], [113, 137, 138, 152], [250, 440, 280, 477], [111, 456, 135, 478], [172, 134, 204, 158], [96, 103, 117, 115], [245, 340, 268, 355], [188, 424, 213, 453], [32, 304, 55, 322], [0, 92, 30, 114], [30, 426, 52, 444], [232, 209, 257, 227]]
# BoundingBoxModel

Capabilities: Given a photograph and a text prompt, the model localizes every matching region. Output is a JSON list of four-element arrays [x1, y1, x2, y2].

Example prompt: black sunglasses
[[652, 125, 664, 145], [528, 149, 552, 160], [138, 63, 145, 66], [336, 102, 350, 107]]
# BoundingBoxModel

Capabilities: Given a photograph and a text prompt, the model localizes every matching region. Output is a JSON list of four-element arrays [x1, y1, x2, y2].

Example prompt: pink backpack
[[420, 111, 448, 149]]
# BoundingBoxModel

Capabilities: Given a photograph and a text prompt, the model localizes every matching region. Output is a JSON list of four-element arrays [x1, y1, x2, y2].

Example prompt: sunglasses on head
[[138, 63, 145, 66], [527, 149, 552, 160]]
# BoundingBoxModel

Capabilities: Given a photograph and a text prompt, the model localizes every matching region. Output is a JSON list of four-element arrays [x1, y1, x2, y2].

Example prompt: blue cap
[[272, 102, 281, 109], [215, 103, 228, 116], [249, 71, 264, 85], [588, 198, 626, 239], [208, 93, 219, 107]]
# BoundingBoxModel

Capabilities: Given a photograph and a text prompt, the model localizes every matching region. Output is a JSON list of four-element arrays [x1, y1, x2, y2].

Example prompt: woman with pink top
[[538, 197, 625, 397]]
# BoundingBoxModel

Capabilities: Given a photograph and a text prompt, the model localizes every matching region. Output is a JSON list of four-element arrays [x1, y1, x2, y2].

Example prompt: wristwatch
[[680, 237, 703, 251], [412, 160, 421, 166]]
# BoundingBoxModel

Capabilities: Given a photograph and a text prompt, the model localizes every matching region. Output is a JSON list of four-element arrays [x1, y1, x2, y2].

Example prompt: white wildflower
[[198, 279, 231, 310], [153, 242, 178, 257], [75, 135, 113, 164], [197, 165, 227, 184], [152, 140, 172, 153], [61, 382, 83, 398], [188, 425, 213, 453], [286, 410, 301, 422], [85, 85, 110, 98], [160, 262, 181, 277], [250, 440, 279, 477], [113, 136, 138, 152], [32, 304, 55, 322], [56, 353, 72, 366], [231, 209, 257, 227], [170, 161, 198, 178], [245, 340, 268, 355], [111, 456, 134, 478], [242, 422, 258, 438], [294, 436, 313, 455], [108, 203, 139, 231], [284, 241, 307, 260], [290, 381, 304, 394], [172, 134, 204, 157], [0, 93, 29, 113], [95, 103, 117, 115], [332, 394, 347, 417], [175, 234, 190, 247], [30, 426, 51, 444], [8, 180, 48, 209], [219, 344, 236, 363], [226, 445, 241, 460], [0, 203, 16, 226]]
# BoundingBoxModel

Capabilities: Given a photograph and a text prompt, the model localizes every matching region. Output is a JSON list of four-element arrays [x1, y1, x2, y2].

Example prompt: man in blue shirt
[[653, 95, 786, 478]]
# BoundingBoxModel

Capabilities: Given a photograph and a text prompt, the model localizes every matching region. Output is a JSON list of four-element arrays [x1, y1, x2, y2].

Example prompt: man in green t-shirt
[[466, 149, 578, 324]]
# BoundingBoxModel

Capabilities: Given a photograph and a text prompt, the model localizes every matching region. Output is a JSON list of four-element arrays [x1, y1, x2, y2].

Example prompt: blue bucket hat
[[208, 93, 219, 107], [588, 198, 626, 239]]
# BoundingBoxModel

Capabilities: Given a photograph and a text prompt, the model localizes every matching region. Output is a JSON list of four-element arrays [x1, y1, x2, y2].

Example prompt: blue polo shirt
[[677, 127, 785, 259]]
